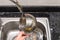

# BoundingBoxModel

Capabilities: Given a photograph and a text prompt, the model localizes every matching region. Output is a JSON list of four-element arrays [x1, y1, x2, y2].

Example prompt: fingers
[[17, 31, 25, 37], [15, 31, 30, 40], [17, 31, 30, 37], [22, 36, 28, 39]]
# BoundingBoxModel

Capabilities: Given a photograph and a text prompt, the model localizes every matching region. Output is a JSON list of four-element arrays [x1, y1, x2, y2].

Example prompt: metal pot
[[19, 13, 36, 32]]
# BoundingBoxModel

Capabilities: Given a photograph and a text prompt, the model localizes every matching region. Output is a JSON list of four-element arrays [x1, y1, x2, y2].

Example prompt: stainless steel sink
[[1, 18, 51, 40]]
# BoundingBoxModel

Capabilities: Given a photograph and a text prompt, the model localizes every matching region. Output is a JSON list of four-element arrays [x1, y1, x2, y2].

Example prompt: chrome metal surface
[[1, 18, 51, 40], [19, 14, 36, 32]]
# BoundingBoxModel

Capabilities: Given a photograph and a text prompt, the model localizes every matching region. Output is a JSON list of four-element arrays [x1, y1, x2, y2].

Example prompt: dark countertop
[[0, 6, 60, 12]]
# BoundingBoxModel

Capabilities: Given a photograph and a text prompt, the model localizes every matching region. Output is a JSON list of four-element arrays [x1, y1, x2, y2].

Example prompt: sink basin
[[1, 18, 51, 40]]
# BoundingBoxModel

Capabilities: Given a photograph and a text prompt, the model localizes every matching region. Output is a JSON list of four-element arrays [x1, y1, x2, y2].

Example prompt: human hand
[[14, 31, 29, 40]]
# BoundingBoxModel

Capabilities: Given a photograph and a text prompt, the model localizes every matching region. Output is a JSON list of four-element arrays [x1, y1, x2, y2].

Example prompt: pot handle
[[24, 14, 36, 23]]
